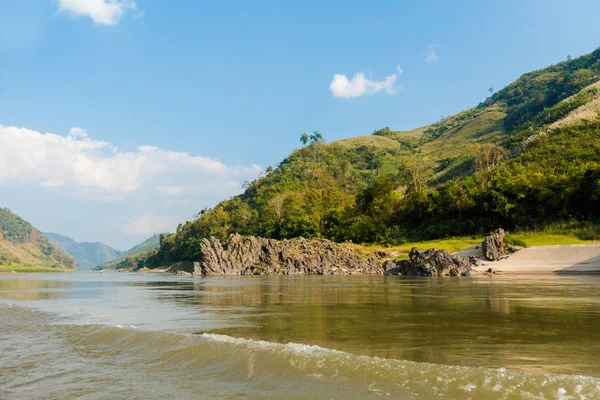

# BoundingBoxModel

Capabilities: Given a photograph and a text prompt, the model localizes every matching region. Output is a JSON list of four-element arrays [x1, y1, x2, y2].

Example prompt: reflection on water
[[0, 278, 72, 300], [1, 273, 599, 376], [1, 272, 600, 399], [171, 275, 600, 375]]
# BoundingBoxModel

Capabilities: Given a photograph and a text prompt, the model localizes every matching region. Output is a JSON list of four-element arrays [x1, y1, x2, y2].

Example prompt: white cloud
[[159, 181, 241, 197], [329, 71, 398, 98], [425, 45, 439, 63], [69, 127, 88, 138], [123, 213, 179, 236], [0, 124, 262, 196], [396, 65, 404, 75], [58, 0, 138, 25]]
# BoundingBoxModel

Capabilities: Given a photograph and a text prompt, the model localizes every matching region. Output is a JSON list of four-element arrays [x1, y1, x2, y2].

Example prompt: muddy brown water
[[1, 273, 599, 399]]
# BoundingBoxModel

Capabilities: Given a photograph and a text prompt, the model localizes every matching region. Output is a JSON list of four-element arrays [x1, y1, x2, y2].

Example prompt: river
[[1, 273, 599, 399]]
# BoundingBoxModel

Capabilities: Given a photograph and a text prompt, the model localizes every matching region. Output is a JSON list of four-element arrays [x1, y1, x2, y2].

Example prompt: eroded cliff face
[[195, 234, 384, 276], [173, 234, 478, 277]]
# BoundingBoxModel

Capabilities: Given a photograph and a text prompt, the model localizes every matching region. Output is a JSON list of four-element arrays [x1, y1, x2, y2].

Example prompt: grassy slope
[[419, 109, 506, 158], [0, 208, 75, 270], [334, 135, 404, 150]]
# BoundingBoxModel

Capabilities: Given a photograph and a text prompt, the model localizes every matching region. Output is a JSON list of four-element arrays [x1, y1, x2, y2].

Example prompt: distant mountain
[[97, 234, 162, 270], [0, 208, 75, 270], [43, 232, 122, 270]]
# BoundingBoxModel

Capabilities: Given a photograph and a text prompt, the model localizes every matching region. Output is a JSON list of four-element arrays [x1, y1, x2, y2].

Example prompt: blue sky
[[1, 0, 599, 249]]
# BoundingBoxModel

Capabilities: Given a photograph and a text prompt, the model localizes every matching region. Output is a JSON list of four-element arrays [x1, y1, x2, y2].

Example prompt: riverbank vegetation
[[349, 223, 600, 260], [0, 264, 70, 273]]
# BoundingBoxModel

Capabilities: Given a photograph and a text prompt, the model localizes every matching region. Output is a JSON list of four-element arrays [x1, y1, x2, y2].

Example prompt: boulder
[[176, 271, 192, 277], [482, 228, 507, 261], [384, 247, 478, 277]]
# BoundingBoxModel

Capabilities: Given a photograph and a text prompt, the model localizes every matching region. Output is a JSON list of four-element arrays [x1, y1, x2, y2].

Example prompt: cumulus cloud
[[425, 45, 439, 63], [159, 181, 241, 197], [123, 213, 179, 236], [69, 127, 88, 138], [0, 124, 261, 196], [58, 0, 138, 25], [329, 71, 398, 98]]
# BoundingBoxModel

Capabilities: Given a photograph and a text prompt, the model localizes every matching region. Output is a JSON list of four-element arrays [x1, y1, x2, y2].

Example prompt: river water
[[1, 273, 599, 399]]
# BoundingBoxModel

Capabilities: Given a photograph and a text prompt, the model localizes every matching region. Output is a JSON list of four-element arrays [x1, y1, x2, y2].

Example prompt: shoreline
[[457, 243, 600, 275], [91, 241, 600, 277]]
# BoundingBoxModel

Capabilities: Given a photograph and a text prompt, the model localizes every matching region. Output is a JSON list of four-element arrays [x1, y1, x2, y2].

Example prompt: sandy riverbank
[[456, 244, 600, 274]]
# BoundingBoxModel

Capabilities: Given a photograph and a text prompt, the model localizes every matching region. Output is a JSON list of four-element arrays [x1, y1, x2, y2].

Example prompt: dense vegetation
[[44, 232, 122, 270], [0, 208, 75, 269], [121, 48, 600, 269]]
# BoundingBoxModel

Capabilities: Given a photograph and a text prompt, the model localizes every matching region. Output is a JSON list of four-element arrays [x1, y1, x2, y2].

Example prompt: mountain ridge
[[43, 232, 122, 270]]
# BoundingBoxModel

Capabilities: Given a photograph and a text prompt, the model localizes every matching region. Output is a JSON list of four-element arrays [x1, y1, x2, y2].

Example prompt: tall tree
[[405, 153, 434, 194], [470, 144, 507, 190], [310, 131, 324, 143], [299, 133, 309, 146]]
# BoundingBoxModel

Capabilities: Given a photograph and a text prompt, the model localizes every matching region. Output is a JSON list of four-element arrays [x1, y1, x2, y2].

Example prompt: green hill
[[43, 233, 122, 270], [0, 208, 75, 270], [119, 47, 600, 269], [97, 234, 162, 270]]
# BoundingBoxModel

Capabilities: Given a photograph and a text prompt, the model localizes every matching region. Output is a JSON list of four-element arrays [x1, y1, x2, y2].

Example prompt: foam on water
[[3, 271, 600, 400], [2, 303, 600, 399]]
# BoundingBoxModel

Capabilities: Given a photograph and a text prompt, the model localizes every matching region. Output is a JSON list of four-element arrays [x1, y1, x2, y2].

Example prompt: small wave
[[3, 313, 600, 399]]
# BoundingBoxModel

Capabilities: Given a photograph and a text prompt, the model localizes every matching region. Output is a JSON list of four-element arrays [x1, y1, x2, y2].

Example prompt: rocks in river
[[176, 271, 193, 277], [177, 234, 478, 277], [195, 234, 384, 276], [482, 228, 507, 261], [384, 247, 478, 277]]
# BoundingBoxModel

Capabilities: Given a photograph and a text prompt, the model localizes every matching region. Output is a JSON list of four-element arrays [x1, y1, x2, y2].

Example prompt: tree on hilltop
[[300, 133, 309, 146]]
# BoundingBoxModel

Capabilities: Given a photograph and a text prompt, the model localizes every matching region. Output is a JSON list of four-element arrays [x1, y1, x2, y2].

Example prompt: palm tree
[[300, 133, 309, 146], [309, 131, 324, 143]]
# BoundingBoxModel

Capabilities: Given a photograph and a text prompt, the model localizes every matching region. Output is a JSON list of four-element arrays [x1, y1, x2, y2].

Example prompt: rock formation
[[169, 234, 479, 277], [384, 247, 479, 277], [481, 228, 523, 261], [482, 228, 507, 261], [194, 234, 384, 276]]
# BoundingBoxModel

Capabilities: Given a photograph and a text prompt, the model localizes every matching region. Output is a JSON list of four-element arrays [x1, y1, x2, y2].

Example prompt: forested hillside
[[44, 233, 122, 270], [0, 208, 75, 269], [120, 47, 600, 269]]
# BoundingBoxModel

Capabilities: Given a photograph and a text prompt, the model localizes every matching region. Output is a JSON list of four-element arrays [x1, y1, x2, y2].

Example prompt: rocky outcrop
[[173, 234, 478, 277], [194, 234, 384, 276], [482, 228, 507, 261], [481, 228, 523, 261], [384, 247, 479, 277]]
